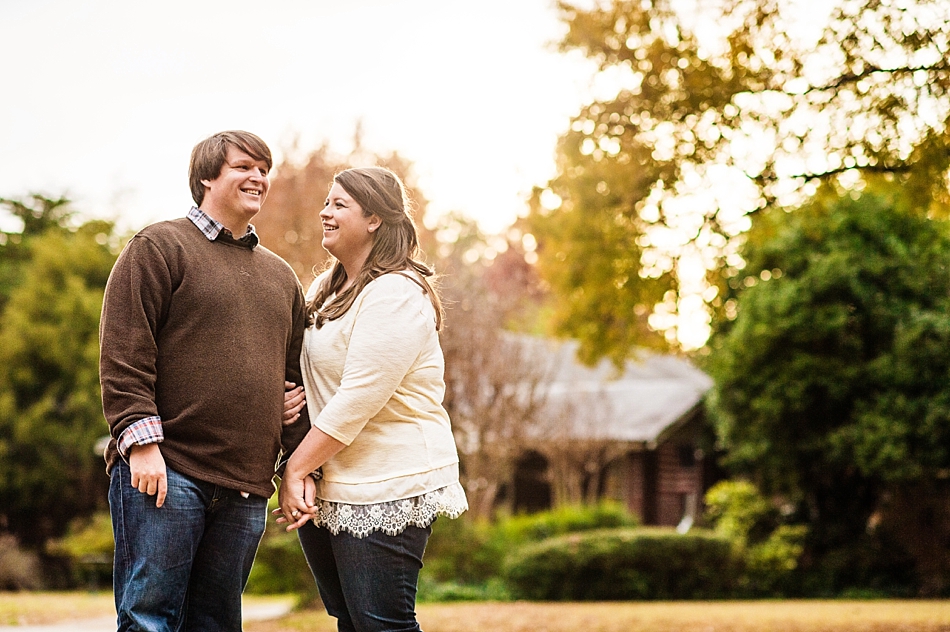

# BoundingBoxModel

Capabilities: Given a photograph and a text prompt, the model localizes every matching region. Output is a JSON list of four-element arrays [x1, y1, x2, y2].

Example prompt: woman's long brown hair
[[307, 167, 443, 330]]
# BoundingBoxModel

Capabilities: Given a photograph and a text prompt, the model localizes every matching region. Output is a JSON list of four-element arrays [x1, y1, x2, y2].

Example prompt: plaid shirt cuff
[[117, 416, 164, 457]]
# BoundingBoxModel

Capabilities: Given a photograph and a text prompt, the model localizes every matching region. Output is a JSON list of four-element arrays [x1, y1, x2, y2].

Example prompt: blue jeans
[[109, 460, 268, 632], [297, 520, 432, 632]]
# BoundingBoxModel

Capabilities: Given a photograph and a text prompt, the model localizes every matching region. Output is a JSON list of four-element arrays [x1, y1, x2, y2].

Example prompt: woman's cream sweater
[[301, 272, 462, 505]]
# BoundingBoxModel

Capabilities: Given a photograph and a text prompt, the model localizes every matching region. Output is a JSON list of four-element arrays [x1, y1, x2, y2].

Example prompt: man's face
[[200, 145, 270, 221]]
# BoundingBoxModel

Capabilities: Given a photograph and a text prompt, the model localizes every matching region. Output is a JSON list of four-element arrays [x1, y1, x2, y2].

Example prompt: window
[[677, 444, 697, 468]]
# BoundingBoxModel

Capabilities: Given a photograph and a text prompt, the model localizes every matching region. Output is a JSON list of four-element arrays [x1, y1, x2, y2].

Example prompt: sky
[[0, 0, 595, 236]]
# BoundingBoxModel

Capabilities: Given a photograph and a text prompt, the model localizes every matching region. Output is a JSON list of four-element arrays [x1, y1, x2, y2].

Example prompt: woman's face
[[319, 182, 379, 262]]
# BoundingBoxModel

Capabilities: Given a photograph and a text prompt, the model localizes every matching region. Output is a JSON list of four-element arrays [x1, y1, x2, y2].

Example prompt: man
[[100, 130, 309, 631]]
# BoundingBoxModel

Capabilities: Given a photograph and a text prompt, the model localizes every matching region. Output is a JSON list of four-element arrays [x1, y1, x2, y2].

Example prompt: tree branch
[[796, 61, 950, 96]]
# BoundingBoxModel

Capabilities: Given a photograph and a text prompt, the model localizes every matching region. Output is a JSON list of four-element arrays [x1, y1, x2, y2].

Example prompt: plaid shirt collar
[[187, 206, 259, 247]]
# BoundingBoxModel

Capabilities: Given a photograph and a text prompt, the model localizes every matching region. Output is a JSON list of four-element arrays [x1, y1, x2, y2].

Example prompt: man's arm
[[100, 235, 172, 507], [276, 283, 311, 475]]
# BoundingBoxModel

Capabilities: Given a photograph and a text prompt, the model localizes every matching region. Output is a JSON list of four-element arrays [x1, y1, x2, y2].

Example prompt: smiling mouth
[[242, 188, 262, 197], [323, 225, 338, 231]]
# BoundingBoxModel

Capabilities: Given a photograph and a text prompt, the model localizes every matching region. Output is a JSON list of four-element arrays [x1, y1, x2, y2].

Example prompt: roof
[[518, 337, 714, 444]]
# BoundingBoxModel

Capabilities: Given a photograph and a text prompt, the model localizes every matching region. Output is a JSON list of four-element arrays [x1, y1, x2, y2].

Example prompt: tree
[[706, 185, 950, 595], [0, 215, 118, 550], [256, 134, 436, 285], [525, 0, 950, 361], [260, 140, 551, 519], [436, 214, 553, 518], [0, 195, 73, 309]]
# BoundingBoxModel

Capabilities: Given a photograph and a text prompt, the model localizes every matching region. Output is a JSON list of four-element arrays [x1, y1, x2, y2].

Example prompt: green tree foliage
[[706, 187, 950, 594], [0, 198, 117, 550], [526, 0, 950, 360], [0, 195, 72, 308]]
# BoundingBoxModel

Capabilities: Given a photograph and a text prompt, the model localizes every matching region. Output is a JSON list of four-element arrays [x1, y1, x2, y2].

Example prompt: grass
[[0, 592, 293, 626], [245, 600, 950, 632], [0, 591, 114, 626], [0, 594, 947, 631]]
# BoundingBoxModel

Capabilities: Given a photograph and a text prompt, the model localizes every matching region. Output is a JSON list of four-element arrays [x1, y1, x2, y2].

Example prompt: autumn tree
[[526, 0, 950, 362], [436, 214, 554, 518], [257, 136, 436, 286], [260, 139, 552, 518], [706, 184, 950, 595]]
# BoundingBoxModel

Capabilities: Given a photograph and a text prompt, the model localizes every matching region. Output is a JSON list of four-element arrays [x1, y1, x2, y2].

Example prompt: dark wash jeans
[[109, 460, 268, 632], [297, 519, 432, 632]]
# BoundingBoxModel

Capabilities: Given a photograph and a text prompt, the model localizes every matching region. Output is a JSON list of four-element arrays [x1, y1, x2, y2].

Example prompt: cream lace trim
[[311, 482, 468, 538]]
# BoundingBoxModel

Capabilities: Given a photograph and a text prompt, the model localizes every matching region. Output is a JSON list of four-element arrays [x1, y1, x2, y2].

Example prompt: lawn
[[0, 594, 947, 631], [245, 600, 950, 632], [0, 592, 291, 626], [0, 591, 115, 626]]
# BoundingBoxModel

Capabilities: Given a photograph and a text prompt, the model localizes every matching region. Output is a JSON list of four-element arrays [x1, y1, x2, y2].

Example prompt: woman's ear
[[368, 215, 382, 233]]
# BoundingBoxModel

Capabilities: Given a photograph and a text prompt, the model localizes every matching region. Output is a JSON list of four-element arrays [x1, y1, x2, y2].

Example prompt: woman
[[277, 166, 468, 632]]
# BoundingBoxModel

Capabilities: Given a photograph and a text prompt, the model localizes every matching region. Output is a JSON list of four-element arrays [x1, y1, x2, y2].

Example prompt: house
[[507, 338, 717, 529]]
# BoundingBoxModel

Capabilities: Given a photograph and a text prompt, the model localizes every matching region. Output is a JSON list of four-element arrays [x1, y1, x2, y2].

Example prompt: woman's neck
[[338, 260, 365, 293], [335, 247, 372, 292]]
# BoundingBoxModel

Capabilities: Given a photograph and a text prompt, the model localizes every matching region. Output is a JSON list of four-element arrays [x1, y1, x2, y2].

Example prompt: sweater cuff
[[117, 416, 164, 457]]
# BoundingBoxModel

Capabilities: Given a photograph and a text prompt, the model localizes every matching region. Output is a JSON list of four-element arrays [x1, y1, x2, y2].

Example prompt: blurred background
[[2, 0, 950, 604]]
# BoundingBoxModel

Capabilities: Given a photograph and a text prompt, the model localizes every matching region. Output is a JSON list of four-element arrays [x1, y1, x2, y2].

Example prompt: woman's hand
[[275, 470, 315, 532], [283, 381, 306, 426], [273, 426, 345, 531]]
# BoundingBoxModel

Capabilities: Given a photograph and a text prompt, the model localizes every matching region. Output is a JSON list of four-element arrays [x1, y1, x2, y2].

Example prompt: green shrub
[[417, 576, 511, 602], [703, 480, 808, 597], [421, 502, 638, 594], [704, 481, 774, 544], [422, 516, 499, 585], [47, 512, 114, 559], [502, 527, 736, 601], [494, 501, 638, 546], [744, 524, 808, 596], [46, 512, 114, 589]]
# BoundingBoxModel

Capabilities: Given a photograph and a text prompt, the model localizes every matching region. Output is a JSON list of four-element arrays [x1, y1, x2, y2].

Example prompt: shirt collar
[[187, 206, 259, 247]]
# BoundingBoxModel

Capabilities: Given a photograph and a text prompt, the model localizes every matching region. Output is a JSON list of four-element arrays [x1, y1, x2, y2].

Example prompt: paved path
[[0, 600, 293, 631]]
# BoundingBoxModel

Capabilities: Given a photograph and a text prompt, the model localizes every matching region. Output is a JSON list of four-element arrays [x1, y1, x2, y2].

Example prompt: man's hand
[[283, 381, 306, 426], [129, 443, 167, 508]]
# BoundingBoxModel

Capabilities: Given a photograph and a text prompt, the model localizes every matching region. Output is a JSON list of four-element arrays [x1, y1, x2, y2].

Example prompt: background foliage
[[707, 185, 950, 595], [0, 196, 117, 555], [525, 0, 950, 359]]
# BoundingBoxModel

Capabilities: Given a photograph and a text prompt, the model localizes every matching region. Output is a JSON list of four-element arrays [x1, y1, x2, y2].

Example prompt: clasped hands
[[275, 380, 314, 531], [274, 467, 317, 532]]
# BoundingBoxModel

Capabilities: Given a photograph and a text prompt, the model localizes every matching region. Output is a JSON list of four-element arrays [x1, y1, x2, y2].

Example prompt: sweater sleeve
[[314, 276, 432, 445], [279, 280, 312, 456], [99, 235, 172, 441]]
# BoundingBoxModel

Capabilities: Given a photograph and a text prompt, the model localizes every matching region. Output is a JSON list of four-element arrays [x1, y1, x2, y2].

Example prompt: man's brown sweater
[[100, 218, 309, 497]]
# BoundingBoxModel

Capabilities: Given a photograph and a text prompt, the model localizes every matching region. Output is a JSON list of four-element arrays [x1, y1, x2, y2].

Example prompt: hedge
[[502, 527, 737, 600]]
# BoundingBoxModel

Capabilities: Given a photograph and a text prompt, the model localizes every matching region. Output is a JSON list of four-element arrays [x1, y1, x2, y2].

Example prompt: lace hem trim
[[311, 482, 468, 538]]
